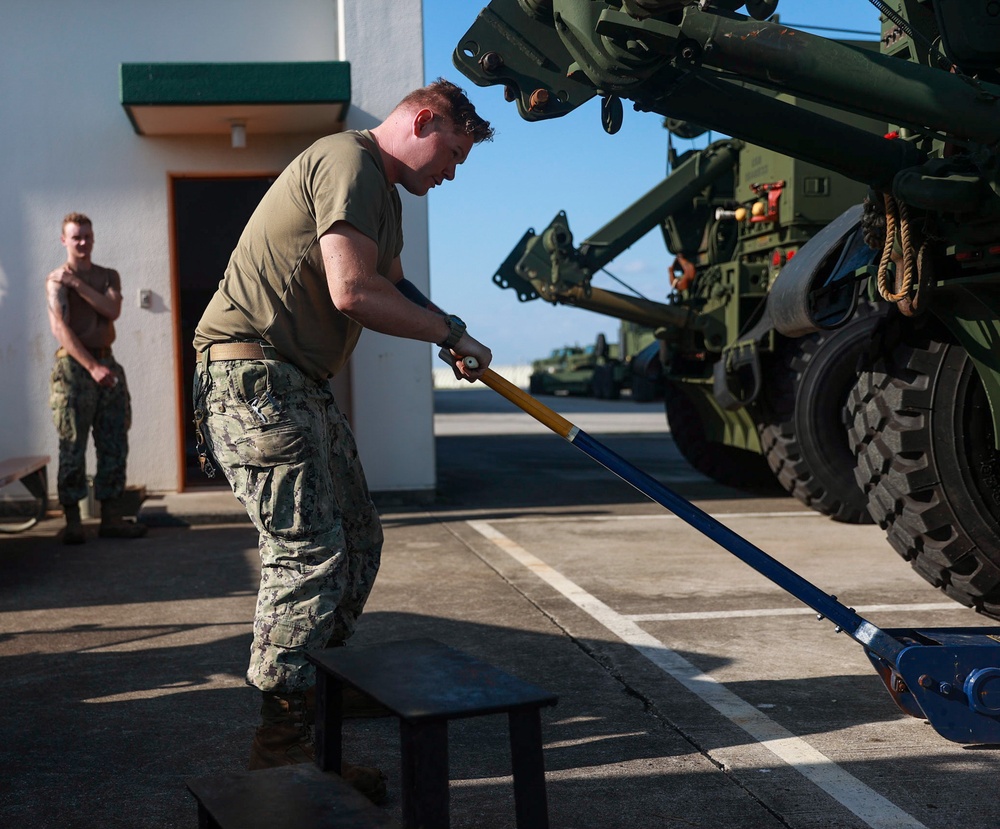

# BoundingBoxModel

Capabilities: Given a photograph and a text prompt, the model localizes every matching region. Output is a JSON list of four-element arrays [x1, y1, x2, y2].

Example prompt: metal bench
[[307, 638, 558, 829], [0, 455, 49, 533], [187, 763, 402, 829]]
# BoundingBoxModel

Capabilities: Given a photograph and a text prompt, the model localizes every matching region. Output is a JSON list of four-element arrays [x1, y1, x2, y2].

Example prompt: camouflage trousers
[[49, 353, 131, 505], [193, 357, 383, 693]]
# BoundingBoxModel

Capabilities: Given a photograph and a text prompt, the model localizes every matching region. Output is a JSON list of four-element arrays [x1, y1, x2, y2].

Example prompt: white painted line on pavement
[[468, 519, 927, 829], [491, 510, 821, 524], [627, 602, 963, 622]]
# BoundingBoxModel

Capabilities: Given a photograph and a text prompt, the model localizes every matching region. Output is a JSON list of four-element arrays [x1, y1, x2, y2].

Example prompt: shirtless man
[[47, 212, 146, 544]]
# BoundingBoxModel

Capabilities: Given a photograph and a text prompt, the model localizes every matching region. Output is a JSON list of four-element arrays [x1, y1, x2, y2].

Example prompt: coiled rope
[[876, 192, 931, 315]]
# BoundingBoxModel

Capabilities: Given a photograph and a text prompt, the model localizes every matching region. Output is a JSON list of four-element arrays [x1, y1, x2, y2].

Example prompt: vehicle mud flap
[[767, 204, 866, 336], [713, 341, 762, 411]]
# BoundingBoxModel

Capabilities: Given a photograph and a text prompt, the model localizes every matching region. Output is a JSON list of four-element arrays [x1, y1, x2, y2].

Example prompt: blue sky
[[420, 0, 883, 364]]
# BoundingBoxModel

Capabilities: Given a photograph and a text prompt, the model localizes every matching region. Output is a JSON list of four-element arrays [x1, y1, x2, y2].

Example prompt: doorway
[[171, 174, 275, 489]]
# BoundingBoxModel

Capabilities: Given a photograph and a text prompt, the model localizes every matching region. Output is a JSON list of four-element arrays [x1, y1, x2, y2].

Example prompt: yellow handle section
[[478, 368, 576, 439]]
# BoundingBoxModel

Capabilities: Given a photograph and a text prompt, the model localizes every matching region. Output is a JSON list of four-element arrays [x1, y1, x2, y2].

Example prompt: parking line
[[491, 510, 820, 525], [468, 519, 928, 829], [627, 602, 962, 622]]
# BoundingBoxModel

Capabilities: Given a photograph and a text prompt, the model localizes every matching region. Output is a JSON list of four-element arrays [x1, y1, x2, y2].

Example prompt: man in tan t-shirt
[[192, 79, 494, 802], [46, 212, 146, 544]]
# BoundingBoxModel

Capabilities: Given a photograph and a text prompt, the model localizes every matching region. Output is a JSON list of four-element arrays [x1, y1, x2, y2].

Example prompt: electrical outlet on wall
[[138, 289, 152, 309]]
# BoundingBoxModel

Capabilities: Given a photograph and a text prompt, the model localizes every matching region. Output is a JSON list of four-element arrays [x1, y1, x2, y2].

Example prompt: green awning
[[120, 62, 350, 137]]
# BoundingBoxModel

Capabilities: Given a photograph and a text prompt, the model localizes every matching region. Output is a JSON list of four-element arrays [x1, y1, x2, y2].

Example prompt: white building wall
[[338, 0, 435, 495], [0, 0, 433, 496]]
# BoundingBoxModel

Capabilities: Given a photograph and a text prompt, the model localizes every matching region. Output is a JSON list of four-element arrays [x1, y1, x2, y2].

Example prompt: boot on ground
[[61, 503, 85, 545], [98, 497, 148, 539], [248, 690, 387, 804]]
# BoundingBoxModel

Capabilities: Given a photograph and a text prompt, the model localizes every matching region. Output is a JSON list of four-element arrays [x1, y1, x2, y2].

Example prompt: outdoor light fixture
[[230, 121, 247, 149]]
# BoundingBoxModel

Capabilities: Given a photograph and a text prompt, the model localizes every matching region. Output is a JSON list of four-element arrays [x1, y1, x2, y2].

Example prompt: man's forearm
[[341, 278, 454, 345], [52, 322, 100, 372], [47, 284, 101, 373], [66, 276, 121, 320], [341, 272, 492, 375], [322, 226, 456, 344]]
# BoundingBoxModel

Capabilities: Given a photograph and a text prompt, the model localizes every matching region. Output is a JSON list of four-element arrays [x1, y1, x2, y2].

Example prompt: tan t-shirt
[[193, 130, 403, 380]]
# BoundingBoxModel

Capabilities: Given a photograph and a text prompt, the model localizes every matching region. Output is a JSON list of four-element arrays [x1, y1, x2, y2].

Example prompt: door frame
[[167, 171, 279, 491]]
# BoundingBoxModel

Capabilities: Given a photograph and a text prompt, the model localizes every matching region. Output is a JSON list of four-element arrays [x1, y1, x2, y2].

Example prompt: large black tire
[[757, 304, 884, 523], [849, 317, 1000, 617], [631, 374, 660, 403], [591, 364, 620, 400], [664, 382, 781, 491]]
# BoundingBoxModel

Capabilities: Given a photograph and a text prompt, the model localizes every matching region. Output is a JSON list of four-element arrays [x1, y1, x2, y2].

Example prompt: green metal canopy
[[120, 62, 350, 138]]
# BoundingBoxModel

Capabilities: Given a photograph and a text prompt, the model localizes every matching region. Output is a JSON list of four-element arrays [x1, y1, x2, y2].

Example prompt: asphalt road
[[1, 387, 997, 828]]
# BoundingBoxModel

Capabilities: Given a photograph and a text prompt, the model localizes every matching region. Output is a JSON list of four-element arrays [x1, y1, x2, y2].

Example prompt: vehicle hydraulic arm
[[494, 138, 740, 340]]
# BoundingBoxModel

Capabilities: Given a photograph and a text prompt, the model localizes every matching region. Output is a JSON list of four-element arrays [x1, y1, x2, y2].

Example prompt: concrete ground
[[2, 388, 999, 828]]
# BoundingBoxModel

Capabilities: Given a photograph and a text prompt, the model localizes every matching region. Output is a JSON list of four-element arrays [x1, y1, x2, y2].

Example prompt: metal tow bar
[[450, 353, 1000, 744]]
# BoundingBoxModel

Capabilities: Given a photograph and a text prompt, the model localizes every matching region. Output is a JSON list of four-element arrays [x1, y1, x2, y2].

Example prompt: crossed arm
[[320, 221, 491, 381], [46, 268, 121, 387]]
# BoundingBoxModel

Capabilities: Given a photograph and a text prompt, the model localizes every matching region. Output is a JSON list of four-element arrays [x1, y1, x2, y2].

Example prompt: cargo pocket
[[225, 361, 334, 540], [233, 423, 310, 468], [49, 363, 75, 440], [235, 421, 328, 540]]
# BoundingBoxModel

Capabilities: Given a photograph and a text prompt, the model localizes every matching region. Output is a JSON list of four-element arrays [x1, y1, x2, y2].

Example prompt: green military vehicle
[[454, 0, 1000, 617], [528, 343, 597, 395], [529, 334, 629, 397], [489, 126, 879, 519]]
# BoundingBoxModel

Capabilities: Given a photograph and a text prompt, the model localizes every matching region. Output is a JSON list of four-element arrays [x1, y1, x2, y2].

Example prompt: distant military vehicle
[[529, 335, 629, 397]]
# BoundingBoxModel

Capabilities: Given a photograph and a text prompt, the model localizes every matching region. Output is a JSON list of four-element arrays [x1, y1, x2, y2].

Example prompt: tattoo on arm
[[47, 282, 70, 322], [396, 278, 445, 315]]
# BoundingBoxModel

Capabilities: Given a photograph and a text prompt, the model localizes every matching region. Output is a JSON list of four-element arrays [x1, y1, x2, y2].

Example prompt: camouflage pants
[[193, 357, 383, 693], [49, 353, 131, 505]]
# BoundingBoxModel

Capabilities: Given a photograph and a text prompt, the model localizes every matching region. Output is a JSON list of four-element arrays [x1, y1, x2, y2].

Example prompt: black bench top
[[187, 764, 401, 829], [307, 638, 558, 721]]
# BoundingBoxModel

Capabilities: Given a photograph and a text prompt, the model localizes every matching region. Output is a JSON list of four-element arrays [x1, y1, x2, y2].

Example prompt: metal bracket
[[712, 340, 762, 411]]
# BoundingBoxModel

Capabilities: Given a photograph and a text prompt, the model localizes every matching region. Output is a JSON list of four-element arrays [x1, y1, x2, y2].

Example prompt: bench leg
[[197, 800, 221, 829], [313, 672, 343, 773], [21, 467, 48, 512], [0, 467, 48, 534], [400, 718, 450, 829], [509, 708, 549, 829]]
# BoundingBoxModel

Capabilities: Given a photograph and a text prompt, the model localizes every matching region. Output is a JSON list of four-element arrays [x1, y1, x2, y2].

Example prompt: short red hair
[[62, 212, 92, 230]]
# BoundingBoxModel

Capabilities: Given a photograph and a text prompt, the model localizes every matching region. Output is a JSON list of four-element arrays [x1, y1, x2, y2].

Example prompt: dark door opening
[[173, 175, 275, 489]]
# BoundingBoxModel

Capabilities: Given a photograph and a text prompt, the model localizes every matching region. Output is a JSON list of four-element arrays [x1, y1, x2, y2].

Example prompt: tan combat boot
[[248, 690, 388, 805], [61, 503, 86, 545], [98, 497, 148, 539]]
